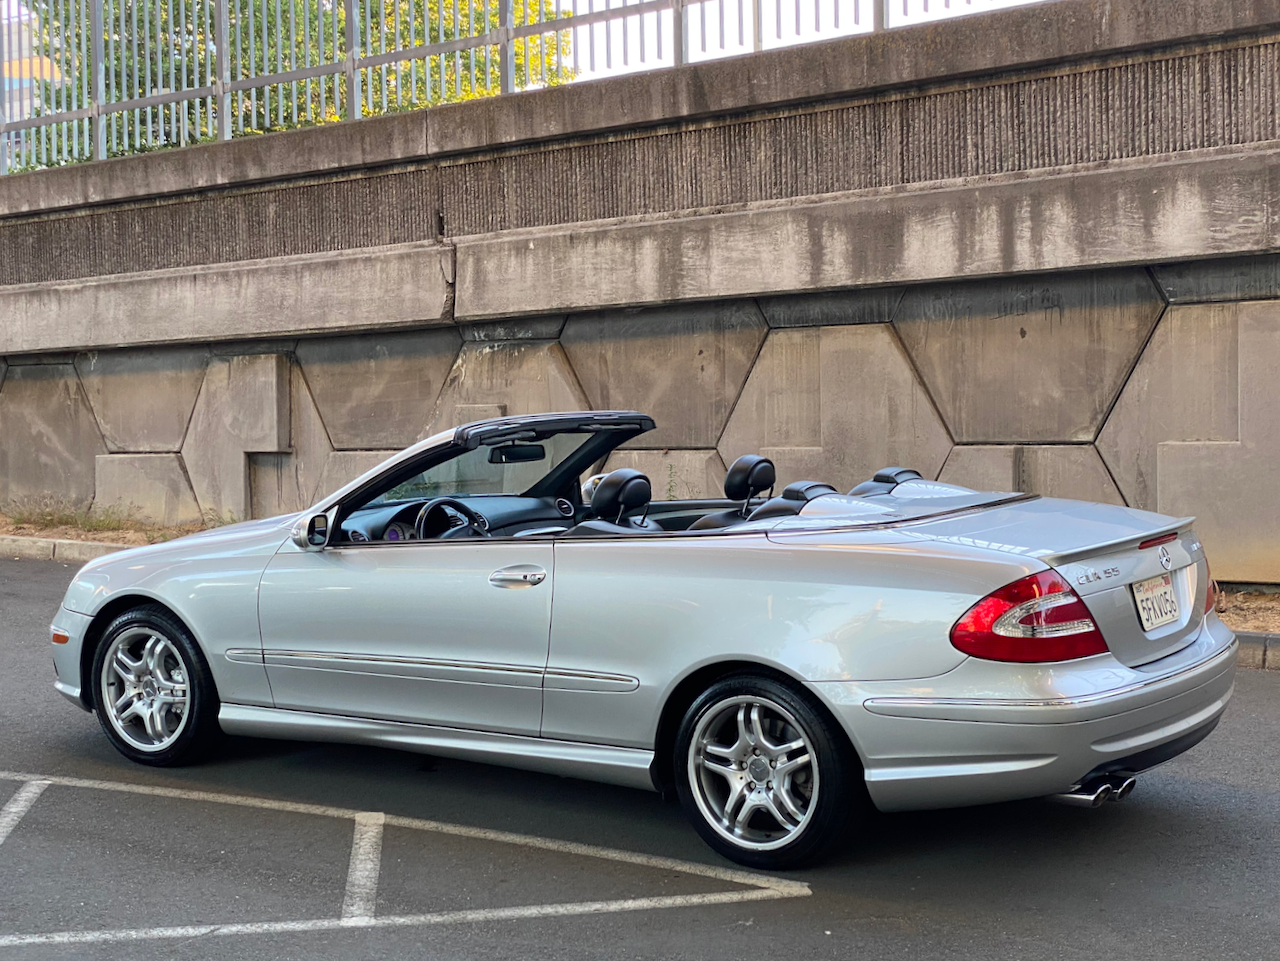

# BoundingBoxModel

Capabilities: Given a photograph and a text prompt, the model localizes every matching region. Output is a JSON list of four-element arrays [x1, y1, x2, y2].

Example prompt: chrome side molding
[[217, 704, 658, 792]]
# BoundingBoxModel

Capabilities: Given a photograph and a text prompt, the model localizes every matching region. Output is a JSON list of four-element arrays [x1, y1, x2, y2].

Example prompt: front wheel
[[91, 605, 221, 766], [674, 675, 860, 869]]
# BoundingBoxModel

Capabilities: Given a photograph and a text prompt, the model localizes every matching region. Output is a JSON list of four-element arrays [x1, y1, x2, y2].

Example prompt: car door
[[257, 537, 553, 736]]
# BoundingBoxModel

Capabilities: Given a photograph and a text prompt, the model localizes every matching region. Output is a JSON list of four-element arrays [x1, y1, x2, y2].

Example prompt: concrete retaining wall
[[2, 264, 1278, 581]]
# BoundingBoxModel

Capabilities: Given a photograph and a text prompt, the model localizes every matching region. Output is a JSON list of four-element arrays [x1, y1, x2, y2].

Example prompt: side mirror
[[291, 511, 334, 551]]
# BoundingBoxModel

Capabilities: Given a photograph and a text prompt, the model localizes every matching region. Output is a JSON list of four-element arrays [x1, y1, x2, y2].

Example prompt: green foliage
[[17, 0, 573, 167]]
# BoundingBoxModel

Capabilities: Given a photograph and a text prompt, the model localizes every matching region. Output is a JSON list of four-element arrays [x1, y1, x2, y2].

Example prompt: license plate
[[1133, 573, 1179, 632]]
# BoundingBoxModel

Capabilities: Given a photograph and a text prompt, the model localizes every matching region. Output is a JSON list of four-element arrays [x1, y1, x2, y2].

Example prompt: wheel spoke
[[696, 754, 738, 783], [733, 794, 763, 833], [773, 780, 807, 822], [112, 650, 141, 683], [752, 704, 790, 753], [772, 737, 806, 757], [735, 704, 755, 750], [720, 778, 749, 827], [142, 636, 165, 676], [153, 673, 187, 694], [775, 752, 811, 778], [703, 739, 741, 761], [760, 789, 799, 829], [141, 702, 168, 742]]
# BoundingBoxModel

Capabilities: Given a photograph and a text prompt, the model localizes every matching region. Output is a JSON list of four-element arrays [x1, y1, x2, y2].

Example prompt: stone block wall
[[2, 260, 1277, 582]]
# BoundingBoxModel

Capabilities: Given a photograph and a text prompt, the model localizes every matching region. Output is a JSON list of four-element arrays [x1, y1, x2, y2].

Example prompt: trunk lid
[[770, 489, 1209, 668]]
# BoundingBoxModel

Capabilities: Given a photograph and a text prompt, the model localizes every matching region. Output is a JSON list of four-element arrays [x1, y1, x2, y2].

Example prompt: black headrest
[[873, 467, 923, 485], [849, 467, 924, 497], [591, 468, 652, 520], [724, 455, 776, 501], [782, 480, 839, 502]]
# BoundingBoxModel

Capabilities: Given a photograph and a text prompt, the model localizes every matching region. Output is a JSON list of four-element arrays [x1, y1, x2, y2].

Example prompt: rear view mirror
[[489, 444, 545, 464]]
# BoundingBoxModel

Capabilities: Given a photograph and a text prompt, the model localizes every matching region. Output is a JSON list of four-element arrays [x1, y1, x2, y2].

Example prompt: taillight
[[951, 570, 1109, 663], [1205, 560, 1216, 615]]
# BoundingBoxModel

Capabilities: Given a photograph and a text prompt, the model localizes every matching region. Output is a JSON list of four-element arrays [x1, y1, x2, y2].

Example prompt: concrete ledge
[[425, 0, 1280, 158], [0, 113, 428, 218], [5, 0, 1280, 216], [1237, 632, 1280, 669], [0, 535, 130, 563], [0, 242, 454, 355], [454, 143, 1280, 320]]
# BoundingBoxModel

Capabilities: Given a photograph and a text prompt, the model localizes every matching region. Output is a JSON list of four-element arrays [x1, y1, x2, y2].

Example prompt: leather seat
[[688, 455, 777, 531], [565, 468, 663, 537]]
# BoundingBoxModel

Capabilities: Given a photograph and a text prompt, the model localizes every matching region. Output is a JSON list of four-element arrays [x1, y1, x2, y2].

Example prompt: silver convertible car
[[50, 411, 1237, 868]]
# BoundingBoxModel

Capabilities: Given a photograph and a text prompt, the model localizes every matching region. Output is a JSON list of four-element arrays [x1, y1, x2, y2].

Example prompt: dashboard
[[340, 495, 580, 543]]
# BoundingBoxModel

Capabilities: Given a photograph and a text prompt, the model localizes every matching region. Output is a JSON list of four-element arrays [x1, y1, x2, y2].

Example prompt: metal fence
[[0, 0, 1049, 173]]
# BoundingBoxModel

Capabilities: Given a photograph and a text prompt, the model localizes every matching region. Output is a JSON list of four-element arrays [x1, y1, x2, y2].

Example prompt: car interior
[[333, 413, 911, 544]]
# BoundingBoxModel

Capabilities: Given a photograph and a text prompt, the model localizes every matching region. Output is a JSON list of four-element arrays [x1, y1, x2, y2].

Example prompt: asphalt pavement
[[1, 556, 1278, 960]]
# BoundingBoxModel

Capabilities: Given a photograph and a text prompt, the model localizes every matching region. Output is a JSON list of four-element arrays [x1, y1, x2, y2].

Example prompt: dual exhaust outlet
[[1050, 774, 1137, 808]]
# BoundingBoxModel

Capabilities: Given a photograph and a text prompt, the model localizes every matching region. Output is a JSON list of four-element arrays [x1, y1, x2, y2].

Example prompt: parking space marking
[[0, 769, 810, 949], [340, 812, 385, 921], [0, 889, 790, 948], [0, 781, 49, 847]]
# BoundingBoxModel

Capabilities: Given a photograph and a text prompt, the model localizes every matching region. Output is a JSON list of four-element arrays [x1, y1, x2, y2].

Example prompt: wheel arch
[[79, 595, 208, 710], [650, 660, 866, 796]]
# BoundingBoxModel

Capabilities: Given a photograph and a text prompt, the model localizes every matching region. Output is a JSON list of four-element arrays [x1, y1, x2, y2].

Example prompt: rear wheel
[[91, 606, 221, 766], [674, 675, 860, 869]]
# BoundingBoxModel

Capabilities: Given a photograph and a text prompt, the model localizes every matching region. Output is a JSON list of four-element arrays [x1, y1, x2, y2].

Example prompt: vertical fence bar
[[872, 0, 884, 30], [215, 0, 231, 139], [672, 0, 685, 65], [343, 0, 361, 118], [0, 2, 8, 175], [497, 0, 512, 93], [90, 0, 106, 159]]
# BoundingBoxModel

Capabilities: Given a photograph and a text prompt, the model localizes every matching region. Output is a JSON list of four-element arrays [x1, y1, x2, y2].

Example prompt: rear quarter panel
[[544, 530, 1043, 749]]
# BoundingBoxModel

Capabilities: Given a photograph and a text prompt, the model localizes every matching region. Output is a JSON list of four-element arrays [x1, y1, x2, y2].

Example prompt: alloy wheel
[[100, 627, 192, 753], [687, 695, 818, 852]]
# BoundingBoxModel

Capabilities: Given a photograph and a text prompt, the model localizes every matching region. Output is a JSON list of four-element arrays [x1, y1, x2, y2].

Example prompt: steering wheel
[[413, 497, 491, 540]]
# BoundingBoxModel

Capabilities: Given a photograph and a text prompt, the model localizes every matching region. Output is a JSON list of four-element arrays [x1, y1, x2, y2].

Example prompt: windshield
[[368, 431, 595, 506]]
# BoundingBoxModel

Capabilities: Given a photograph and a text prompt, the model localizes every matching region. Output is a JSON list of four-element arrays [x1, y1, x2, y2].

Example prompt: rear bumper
[[810, 614, 1238, 812]]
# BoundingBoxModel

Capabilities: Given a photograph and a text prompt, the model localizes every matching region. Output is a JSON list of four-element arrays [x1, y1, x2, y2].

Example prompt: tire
[[674, 674, 860, 869], [90, 605, 221, 766]]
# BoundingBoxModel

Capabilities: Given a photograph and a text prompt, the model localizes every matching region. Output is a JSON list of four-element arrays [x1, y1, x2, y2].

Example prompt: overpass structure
[[0, 0, 1278, 580]]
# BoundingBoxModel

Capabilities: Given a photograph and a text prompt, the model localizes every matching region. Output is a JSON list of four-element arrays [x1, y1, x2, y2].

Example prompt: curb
[[1237, 632, 1280, 671], [0, 534, 132, 564]]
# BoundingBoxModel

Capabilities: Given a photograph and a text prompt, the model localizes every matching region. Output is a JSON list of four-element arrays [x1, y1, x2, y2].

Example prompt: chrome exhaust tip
[[1050, 778, 1114, 808], [1106, 776, 1137, 802]]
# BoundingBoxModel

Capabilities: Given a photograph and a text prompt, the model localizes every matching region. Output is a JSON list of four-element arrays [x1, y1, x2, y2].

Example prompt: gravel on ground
[[1217, 588, 1280, 634]]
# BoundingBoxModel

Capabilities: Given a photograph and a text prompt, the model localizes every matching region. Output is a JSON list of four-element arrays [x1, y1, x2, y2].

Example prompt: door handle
[[489, 566, 547, 589]]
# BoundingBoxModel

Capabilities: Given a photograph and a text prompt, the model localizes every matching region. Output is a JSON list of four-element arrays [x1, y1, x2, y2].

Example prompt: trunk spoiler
[[1037, 517, 1196, 567]]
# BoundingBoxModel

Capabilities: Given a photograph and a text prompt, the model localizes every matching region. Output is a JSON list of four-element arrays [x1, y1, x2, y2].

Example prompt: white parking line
[[0, 889, 788, 948], [340, 812, 385, 922], [0, 781, 49, 847], [0, 769, 810, 948]]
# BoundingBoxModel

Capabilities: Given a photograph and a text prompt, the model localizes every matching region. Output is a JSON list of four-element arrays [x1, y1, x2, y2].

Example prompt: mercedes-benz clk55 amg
[[50, 411, 1237, 868]]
